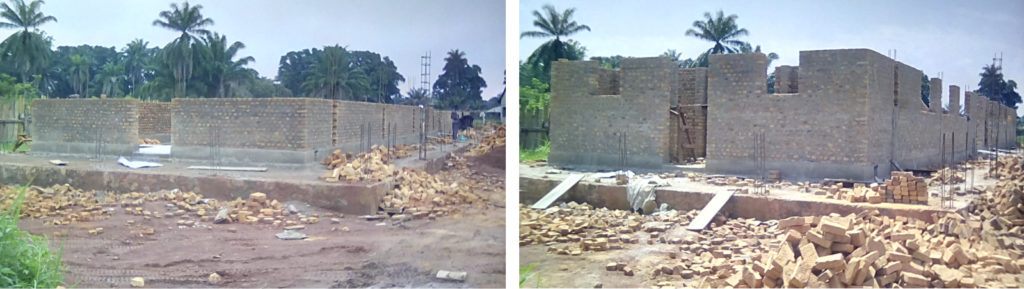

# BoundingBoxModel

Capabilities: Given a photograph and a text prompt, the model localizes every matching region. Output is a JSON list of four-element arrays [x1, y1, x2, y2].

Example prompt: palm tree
[[152, 1, 214, 97], [302, 45, 368, 101], [97, 61, 123, 97], [0, 0, 56, 82], [68, 54, 89, 96], [123, 39, 149, 97], [403, 87, 430, 105], [685, 10, 750, 67], [199, 33, 254, 98], [521, 4, 590, 80]]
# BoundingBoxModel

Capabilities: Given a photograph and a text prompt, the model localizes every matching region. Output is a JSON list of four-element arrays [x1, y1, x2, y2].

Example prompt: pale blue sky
[[520, 0, 1024, 116], [1, 0, 505, 99]]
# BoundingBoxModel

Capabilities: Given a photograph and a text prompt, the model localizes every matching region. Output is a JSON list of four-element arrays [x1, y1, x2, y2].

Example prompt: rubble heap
[[724, 210, 1023, 288], [928, 168, 965, 185], [380, 167, 483, 216], [519, 203, 696, 250], [0, 184, 111, 225], [468, 125, 505, 156], [965, 155, 1024, 250], [321, 145, 396, 183]]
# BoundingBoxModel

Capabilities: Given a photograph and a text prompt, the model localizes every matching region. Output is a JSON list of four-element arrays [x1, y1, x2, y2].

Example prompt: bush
[[0, 186, 64, 288], [520, 141, 550, 162]]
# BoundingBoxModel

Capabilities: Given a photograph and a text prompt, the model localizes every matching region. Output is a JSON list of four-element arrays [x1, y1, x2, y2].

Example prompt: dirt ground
[[15, 148, 506, 288]]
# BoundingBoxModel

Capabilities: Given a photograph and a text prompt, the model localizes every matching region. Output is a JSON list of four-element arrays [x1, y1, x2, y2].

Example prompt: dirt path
[[15, 150, 506, 288]]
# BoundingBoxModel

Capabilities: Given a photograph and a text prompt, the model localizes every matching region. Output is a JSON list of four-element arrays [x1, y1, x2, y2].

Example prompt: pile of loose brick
[[928, 167, 965, 185], [380, 167, 483, 217], [721, 209, 1023, 288], [0, 184, 111, 225], [965, 155, 1024, 251], [321, 145, 397, 183], [468, 125, 505, 156], [519, 202, 694, 249]]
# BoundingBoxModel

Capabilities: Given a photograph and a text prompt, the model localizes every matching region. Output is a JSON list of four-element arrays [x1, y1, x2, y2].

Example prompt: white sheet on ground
[[137, 144, 171, 155], [118, 157, 163, 169]]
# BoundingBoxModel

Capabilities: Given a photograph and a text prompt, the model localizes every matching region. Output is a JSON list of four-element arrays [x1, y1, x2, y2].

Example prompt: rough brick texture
[[774, 65, 799, 93], [706, 49, 1016, 181], [172, 98, 332, 150], [548, 58, 676, 168], [31, 99, 139, 144], [671, 68, 708, 161], [138, 101, 172, 138]]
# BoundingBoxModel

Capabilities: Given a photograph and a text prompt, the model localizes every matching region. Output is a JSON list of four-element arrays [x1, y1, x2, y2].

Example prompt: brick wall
[[671, 68, 708, 161], [548, 58, 676, 168], [31, 99, 139, 144], [138, 101, 172, 138], [172, 98, 332, 150], [774, 65, 799, 93], [929, 78, 942, 112]]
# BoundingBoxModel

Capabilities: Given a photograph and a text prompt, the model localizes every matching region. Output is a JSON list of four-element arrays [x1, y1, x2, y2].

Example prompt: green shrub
[[520, 141, 550, 163], [0, 186, 64, 288]]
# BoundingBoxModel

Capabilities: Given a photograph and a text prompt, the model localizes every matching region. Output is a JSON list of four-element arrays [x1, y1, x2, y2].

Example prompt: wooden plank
[[686, 190, 735, 231], [530, 173, 586, 209], [186, 166, 268, 172]]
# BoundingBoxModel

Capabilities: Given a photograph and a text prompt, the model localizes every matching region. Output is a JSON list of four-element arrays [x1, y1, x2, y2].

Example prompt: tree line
[[0, 0, 495, 110]]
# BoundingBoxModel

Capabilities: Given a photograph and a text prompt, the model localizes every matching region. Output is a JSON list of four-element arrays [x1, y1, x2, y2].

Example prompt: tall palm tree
[[685, 10, 750, 67], [123, 39, 149, 97], [199, 33, 254, 98], [0, 0, 56, 82], [302, 45, 368, 101], [97, 61, 123, 97], [68, 54, 89, 96], [152, 1, 213, 97], [521, 5, 590, 80]]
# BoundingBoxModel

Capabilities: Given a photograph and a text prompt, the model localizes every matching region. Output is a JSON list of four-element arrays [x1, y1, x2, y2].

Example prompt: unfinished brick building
[[547, 48, 1018, 181], [548, 58, 708, 168], [30, 98, 455, 165]]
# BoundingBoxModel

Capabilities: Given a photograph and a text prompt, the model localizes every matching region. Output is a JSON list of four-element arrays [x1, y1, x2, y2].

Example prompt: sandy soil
[[16, 149, 506, 288]]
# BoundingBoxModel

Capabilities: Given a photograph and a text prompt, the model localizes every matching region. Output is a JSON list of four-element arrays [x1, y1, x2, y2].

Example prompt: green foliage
[[521, 4, 590, 82], [520, 141, 550, 163], [399, 87, 430, 106], [520, 77, 548, 113], [519, 263, 540, 287], [277, 47, 403, 102], [301, 45, 369, 101], [0, 0, 57, 83], [0, 186, 64, 288], [433, 49, 486, 110], [0, 73, 41, 100], [590, 55, 623, 69], [685, 10, 750, 67], [921, 74, 931, 107], [977, 64, 1022, 109]]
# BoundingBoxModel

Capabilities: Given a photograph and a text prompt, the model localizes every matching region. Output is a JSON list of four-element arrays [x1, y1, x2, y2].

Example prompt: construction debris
[[381, 168, 483, 216], [929, 167, 966, 185], [138, 138, 161, 145], [435, 270, 468, 282], [321, 145, 396, 183], [467, 125, 505, 156]]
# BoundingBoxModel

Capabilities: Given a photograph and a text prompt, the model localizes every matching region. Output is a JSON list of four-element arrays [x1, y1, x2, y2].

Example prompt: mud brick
[[764, 261, 784, 279], [742, 266, 762, 288], [622, 266, 634, 276], [961, 277, 976, 288], [680, 269, 695, 278], [889, 232, 915, 242], [785, 230, 803, 245], [903, 261, 926, 277], [831, 243, 854, 254], [606, 262, 619, 271], [824, 231, 851, 243], [779, 216, 805, 228], [814, 253, 845, 271], [879, 261, 902, 275], [806, 230, 832, 248], [842, 258, 862, 284], [798, 242, 818, 264], [887, 252, 912, 263], [848, 229, 866, 247], [911, 249, 930, 263], [902, 272, 929, 287], [819, 219, 849, 236]]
